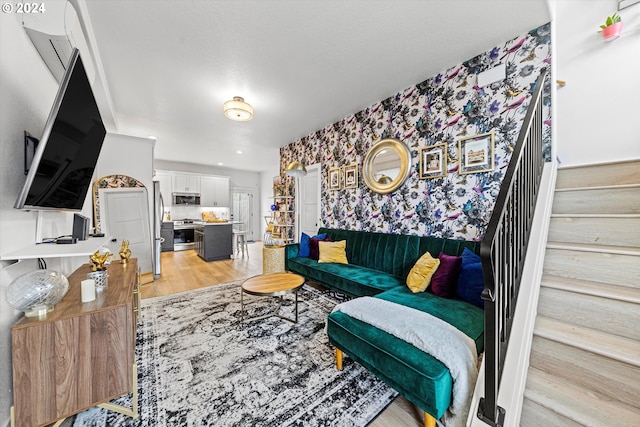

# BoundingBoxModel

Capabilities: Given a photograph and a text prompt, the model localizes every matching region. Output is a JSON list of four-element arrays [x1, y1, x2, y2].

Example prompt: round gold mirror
[[362, 138, 411, 194]]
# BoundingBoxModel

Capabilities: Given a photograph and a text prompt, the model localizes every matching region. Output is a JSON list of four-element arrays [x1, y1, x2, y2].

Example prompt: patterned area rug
[[72, 282, 397, 426]]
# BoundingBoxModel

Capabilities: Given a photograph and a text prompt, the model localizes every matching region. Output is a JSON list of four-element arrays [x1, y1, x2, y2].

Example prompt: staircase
[[520, 160, 640, 426]]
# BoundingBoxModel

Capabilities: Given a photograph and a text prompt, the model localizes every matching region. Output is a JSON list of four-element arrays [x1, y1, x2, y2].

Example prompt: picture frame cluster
[[419, 131, 495, 179], [327, 131, 495, 190], [328, 164, 358, 191]]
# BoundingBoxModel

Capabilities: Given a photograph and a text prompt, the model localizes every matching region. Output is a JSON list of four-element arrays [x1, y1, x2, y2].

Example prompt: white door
[[99, 188, 153, 275], [300, 164, 321, 237], [232, 189, 254, 240]]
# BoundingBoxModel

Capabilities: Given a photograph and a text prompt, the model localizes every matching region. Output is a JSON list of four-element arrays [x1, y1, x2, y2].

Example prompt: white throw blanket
[[333, 297, 478, 427]]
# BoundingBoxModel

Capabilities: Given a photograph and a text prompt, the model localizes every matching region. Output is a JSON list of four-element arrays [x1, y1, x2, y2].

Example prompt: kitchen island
[[195, 222, 233, 261]]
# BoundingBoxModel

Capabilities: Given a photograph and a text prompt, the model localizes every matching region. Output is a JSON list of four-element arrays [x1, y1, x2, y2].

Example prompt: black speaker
[[73, 213, 89, 241]]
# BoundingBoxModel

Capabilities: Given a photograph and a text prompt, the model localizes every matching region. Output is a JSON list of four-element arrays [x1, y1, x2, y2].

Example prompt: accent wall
[[280, 23, 552, 241]]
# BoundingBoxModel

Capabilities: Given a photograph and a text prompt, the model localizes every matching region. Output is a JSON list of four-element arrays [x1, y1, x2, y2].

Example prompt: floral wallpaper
[[280, 23, 552, 242]]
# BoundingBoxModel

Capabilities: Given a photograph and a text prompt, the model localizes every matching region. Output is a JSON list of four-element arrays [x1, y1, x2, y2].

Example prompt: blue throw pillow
[[456, 248, 484, 308], [298, 233, 326, 258]]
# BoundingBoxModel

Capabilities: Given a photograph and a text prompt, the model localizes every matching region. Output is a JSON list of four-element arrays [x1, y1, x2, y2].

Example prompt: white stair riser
[[544, 248, 640, 288], [556, 161, 640, 189], [552, 188, 640, 215], [541, 274, 640, 305], [548, 217, 640, 247], [520, 398, 583, 427], [537, 287, 640, 340], [529, 336, 640, 410]]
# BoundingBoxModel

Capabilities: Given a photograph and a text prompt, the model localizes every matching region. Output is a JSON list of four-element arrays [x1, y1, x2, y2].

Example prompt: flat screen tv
[[14, 48, 106, 211]]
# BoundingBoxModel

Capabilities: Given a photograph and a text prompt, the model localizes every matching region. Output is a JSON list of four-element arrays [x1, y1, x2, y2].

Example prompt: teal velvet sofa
[[284, 227, 484, 425]]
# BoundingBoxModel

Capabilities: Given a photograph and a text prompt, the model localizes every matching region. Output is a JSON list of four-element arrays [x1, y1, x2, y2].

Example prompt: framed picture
[[343, 164, 358, 189], [328, 167, 341, 190], [458, 132, 495, 175], [419, 143, 447, 179]]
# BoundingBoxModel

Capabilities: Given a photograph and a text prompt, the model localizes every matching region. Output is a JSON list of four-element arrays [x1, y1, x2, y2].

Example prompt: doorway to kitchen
[[231, 188, 254, 241]]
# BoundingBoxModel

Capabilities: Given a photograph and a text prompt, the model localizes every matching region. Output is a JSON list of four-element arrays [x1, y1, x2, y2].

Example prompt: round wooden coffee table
[[240, 272, 305, 323]]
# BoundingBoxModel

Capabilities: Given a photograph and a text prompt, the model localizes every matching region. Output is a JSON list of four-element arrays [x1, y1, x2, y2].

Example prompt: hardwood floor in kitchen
[[140, 241, 424, 427]]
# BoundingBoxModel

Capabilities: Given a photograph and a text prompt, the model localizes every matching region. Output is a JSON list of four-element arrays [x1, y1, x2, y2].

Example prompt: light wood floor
[[141, 242, 424, 427]]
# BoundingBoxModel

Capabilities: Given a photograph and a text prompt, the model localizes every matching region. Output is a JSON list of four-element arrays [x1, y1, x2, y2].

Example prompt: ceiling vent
[[22, 0, 95, 84]]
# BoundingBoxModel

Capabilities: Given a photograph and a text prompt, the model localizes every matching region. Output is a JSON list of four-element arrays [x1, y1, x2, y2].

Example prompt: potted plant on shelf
[[600, 13, 623, 41]]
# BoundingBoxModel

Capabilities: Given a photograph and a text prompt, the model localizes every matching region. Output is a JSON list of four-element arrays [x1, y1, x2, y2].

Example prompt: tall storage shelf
[[269, 182, 294, 245]]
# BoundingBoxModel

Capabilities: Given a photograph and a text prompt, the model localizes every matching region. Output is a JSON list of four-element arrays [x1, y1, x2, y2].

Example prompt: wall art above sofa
[[280, 23, 552, 242]]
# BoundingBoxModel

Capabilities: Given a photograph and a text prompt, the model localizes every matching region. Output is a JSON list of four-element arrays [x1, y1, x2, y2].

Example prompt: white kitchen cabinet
[[172, 172, 201, 194], [201, 175, 230, 207], [154, 170, 172, 204]]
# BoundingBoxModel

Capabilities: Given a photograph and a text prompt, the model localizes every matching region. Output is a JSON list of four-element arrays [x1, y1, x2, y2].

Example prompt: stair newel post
[[478, 250, 506, 426]]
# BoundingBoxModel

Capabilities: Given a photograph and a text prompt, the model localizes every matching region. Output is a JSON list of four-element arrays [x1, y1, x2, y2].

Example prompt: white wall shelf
[[0, 236, 112, 261]]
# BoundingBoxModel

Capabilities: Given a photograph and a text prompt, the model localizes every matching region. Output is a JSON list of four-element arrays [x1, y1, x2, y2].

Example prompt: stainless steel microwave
[[173, 193, 201, 205]]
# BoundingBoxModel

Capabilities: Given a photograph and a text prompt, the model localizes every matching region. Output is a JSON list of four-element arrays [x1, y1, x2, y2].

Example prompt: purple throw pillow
[[309, 236, 331, 260], [430, 253, 462, 298]]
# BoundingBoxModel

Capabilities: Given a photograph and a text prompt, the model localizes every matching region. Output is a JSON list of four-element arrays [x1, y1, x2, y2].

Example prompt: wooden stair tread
[[555, 183, 640, 192], [525, 367, 640, 426], [556, 160, 640, 189], [546, 241, 640, 256], [541, 275, 640, 304], [534, 316, 640, 368]]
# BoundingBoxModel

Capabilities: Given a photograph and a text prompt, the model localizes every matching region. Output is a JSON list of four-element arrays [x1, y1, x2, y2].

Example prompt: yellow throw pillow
[[406, 252, 441, 293], [318, 240, 349, 264]]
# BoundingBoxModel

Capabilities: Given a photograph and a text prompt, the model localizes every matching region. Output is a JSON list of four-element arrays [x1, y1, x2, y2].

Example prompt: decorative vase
[[602, 22, 623, 41], [6, 270, 69, 317], [87, 270, 108, 291]]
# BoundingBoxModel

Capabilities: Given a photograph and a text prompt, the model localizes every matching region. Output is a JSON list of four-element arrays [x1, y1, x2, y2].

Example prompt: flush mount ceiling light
[[224, 96, 253, 121]]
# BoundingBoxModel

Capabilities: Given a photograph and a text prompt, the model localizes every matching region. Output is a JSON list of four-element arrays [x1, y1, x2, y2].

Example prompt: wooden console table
[[10, 260, 141, 427]]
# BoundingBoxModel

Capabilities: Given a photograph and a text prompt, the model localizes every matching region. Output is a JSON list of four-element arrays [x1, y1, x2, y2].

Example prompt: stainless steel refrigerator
[[153, 180, 164, 279]]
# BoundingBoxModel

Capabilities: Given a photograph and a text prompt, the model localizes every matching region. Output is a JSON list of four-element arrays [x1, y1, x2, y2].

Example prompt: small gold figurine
[[89, 250, 112, 271], [119, 240, 132, 264]]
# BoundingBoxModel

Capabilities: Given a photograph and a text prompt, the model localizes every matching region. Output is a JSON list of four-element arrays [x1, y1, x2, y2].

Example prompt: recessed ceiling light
[[236, 150, 243, 154], [218, 162, 223, 166], [148, 135, 157, 140]]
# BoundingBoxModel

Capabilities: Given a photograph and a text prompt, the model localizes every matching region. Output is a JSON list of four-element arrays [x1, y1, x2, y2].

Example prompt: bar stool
[[233, 229, 249, 258]]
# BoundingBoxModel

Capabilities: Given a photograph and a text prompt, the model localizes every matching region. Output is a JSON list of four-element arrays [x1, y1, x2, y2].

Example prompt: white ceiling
[[83, 0, 550, 172]]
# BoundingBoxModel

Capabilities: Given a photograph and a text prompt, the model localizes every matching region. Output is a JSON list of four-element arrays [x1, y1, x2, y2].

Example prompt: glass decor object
[[87, 270, 108, 291], [6, 270, 69, 317]]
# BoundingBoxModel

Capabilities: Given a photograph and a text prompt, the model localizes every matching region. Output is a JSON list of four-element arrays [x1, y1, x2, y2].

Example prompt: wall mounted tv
[[14, 48, 106, 211]]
